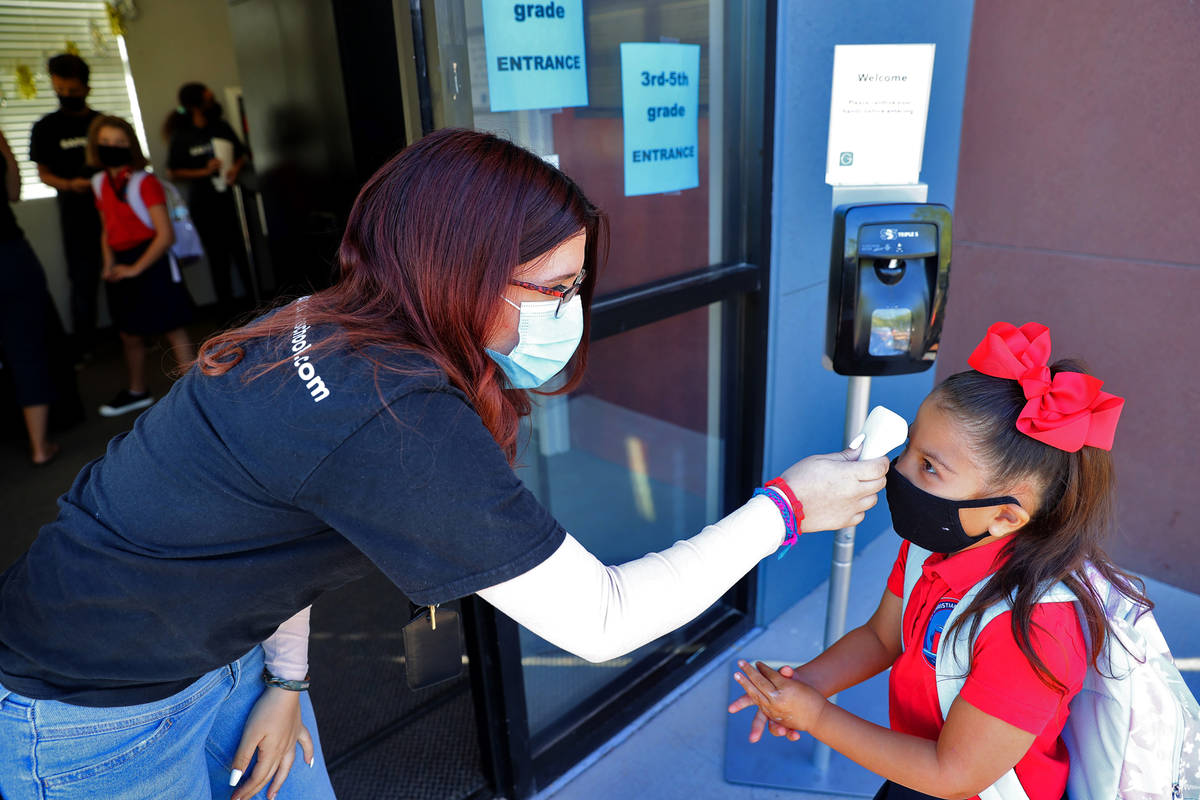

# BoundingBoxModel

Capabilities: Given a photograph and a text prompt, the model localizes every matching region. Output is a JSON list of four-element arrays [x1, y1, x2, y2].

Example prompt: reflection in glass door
[[518, 302, 727, 746], [411, 0, 771, 792]]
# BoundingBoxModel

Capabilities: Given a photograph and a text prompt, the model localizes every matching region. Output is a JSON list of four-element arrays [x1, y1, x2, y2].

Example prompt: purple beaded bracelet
[[753, 487, 798, 558]]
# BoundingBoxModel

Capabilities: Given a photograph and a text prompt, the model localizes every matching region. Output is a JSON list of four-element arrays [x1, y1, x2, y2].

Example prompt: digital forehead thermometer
[[857, 405, 909, 460]]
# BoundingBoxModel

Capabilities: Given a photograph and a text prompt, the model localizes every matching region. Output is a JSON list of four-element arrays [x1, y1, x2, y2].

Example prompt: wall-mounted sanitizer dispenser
[[823, 202, 952, 376]]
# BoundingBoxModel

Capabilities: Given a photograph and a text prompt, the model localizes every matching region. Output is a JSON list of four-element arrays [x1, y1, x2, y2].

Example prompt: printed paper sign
[[620, 42, 700, 197], [826, 44, 935, 186], [482, 0, 588, 112]]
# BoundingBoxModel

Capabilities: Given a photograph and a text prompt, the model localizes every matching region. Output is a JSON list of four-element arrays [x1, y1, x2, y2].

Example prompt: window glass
[[0, 1, 145, 199]]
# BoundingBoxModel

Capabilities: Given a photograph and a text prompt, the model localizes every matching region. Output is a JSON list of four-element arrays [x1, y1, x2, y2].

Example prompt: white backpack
[[902, 544, 1200, 800], [92, 171, 204, 281]]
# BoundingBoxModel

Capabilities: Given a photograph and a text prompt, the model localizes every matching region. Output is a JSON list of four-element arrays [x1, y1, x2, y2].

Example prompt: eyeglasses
[[509, 268, 587, 318]]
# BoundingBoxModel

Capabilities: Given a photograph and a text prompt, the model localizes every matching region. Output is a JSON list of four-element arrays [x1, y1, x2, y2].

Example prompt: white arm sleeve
[[262, 605, 311, 681], [477, 494, 785, 663]]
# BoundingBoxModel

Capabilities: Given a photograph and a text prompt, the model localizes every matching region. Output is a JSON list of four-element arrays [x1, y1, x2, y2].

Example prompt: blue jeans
[[0, 646, 336, 799]]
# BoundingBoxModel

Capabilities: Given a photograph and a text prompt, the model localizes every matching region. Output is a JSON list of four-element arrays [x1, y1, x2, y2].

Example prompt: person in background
[[164, 82, 254, 318], [88, 115, 194, 417], [30, 54, 103, 364], [0, 128, 59, 465]]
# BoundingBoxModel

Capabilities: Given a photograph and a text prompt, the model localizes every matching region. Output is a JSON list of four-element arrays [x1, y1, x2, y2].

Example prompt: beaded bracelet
[[752, 487, 798, 558], [262, 668, 311, 692], [764, 478, 805, 533]]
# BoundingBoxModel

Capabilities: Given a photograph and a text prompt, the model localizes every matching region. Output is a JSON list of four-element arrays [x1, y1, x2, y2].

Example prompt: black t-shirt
[[0, 300, 564, 706], [0, 156, 21, 242], [167, 119, 246, 204], [29, 108, 100, 217]]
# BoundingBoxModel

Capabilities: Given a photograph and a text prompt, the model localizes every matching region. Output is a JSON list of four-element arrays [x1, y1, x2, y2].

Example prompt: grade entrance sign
[[620, 42, 701, 197], [481, 0, 589, 112]]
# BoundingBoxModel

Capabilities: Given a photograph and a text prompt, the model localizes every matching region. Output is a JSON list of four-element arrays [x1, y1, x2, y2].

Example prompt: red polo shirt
[[93, 169, 166, 251], [885, 539, 1086, 800]]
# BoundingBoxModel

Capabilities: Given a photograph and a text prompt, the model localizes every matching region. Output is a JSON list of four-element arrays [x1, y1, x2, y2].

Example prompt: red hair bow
[[966, 322, 1124, 452]]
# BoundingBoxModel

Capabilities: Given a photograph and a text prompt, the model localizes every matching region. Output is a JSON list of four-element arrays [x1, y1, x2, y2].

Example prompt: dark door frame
[[405, 0, 778, 793]]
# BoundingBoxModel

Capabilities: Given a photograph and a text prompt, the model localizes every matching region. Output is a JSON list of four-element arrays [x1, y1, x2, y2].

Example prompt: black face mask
[[57, 94, 86, 113], [203, 101, 223, 121], [97, 145, 133, 168], [885, 460, 1020, 554]]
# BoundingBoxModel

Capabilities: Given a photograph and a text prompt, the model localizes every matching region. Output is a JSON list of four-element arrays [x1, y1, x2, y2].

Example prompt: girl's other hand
[[731, 660, 826, 734], [728, 663, 806, 742], [105, 264, 138, 281], [230, 687, 314, 800]]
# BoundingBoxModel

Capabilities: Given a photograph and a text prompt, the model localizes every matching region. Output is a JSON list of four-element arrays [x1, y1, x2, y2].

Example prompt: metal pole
[[812, 373, 871, 771], [231, 185, 263, 307]]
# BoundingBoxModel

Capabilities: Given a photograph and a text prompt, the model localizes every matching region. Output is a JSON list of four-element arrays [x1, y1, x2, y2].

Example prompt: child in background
[[729, 322, 1144, 800], [88, 115, 194, 417]]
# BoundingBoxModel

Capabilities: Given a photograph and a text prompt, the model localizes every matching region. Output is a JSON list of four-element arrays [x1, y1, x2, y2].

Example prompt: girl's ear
[[986, 502, 1031, 539]]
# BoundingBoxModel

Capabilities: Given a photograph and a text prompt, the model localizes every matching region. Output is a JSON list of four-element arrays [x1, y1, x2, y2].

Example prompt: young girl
[[87, 115, 194, 417], [729, 321, 1145, 800]]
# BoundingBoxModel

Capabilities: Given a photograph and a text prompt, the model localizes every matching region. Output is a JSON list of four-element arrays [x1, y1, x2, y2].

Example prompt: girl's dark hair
[[935, 361, 1150, 693], [85, 115, 148, 171], [195, 128, 607, 463], [162, 82, 208, 140]]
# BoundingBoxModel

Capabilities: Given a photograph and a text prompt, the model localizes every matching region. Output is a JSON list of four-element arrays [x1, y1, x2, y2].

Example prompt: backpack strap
[[934, 577, 1077, 800], [899, 542, 932, 653], [126, 171, 182, 283], [125, 171, 152, 229]]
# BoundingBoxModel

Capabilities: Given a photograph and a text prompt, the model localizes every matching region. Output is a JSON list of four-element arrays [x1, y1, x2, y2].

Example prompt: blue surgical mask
[[486, 295, 584, 389]]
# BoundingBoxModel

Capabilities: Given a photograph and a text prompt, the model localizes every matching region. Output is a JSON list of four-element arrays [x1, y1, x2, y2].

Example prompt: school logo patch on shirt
[[922, 599, 957, 667]]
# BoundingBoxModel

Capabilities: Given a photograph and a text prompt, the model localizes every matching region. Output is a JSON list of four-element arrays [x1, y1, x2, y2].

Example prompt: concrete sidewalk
[[539, 533, 1200, 800]]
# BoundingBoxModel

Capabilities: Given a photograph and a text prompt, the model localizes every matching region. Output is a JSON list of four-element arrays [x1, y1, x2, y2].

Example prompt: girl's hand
[[230, 687, 314, 800], [105, 264, 140, 281], [731, 660, 826, 734], [207, 157, 223, 175], [728, 664, 805, 742]]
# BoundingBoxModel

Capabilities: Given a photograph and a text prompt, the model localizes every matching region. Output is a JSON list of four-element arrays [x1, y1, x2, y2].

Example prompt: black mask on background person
[[97, 145, 133, 168], [203, 101, 223, 122], [57, 94, 86, 113], [885, 460, 1021, 554]]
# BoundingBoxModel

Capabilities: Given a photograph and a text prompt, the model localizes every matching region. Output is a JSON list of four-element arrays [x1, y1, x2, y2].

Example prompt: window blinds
[[0, 1, 139, 200]]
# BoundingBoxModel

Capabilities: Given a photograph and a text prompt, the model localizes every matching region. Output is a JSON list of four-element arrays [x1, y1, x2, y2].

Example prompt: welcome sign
[[620, 42, 701, 197], [482, 0, 589, 112], [825, 44, 935, 185]]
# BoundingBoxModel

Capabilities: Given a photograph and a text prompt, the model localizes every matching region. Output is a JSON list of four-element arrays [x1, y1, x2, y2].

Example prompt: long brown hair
[[196, 128, 608, 462], [162, 82, 208, 141], [85, 115, 148, 171], [936, 360, 1150, 692]]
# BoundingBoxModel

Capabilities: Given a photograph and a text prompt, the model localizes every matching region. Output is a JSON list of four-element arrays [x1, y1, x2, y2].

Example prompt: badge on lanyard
[[402, 602, 465, 690]]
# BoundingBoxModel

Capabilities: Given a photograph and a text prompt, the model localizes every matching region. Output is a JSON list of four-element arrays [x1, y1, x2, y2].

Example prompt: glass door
[[399, 0, 773, 793]]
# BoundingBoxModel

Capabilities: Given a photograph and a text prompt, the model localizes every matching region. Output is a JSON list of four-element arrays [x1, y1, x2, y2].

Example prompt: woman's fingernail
[[308, 756, 315, 768], [850, 433, 865, 450], [229, 768, 243, 786]]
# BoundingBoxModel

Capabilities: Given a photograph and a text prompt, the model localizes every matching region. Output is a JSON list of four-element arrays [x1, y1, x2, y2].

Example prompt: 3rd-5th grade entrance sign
[[620, 42, 701, 197], [482, 0, 589, 112]]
